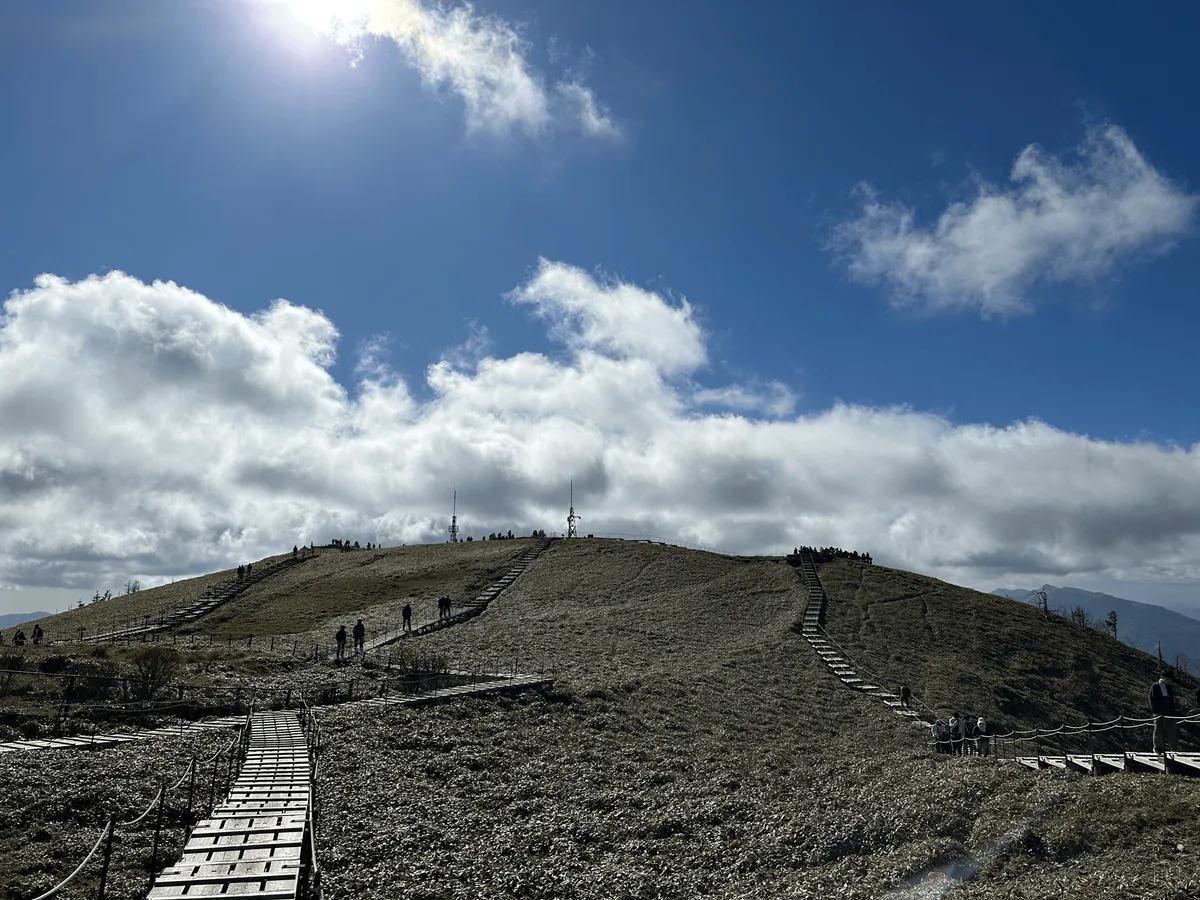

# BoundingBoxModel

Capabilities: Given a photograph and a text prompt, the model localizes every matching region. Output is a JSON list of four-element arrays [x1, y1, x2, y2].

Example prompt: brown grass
[[187, 540, 531, 639], [817, 559, 1200, 739]]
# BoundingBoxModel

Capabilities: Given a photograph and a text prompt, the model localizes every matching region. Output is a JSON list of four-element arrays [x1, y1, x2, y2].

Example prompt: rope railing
[[27, 820, 112, 900]]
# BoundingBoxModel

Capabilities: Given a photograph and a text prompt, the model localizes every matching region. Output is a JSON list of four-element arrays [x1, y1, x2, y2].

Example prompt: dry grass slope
[[817, 560, 1200, 733], [312, 540, 1200, 899], [10, 541, 1200, 899], [186, 540, 531, 639]]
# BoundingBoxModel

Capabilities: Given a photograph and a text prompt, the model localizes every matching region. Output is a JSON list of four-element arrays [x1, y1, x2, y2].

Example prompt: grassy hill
[[816, 559, 1200, 737], [6, 540, 1200, 899]]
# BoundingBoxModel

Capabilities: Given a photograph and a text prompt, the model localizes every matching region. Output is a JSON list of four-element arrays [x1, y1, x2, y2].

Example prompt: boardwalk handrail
[[27, 820, 112, 900]]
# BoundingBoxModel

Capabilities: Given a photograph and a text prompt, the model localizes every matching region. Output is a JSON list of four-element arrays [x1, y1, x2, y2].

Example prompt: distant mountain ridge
[[0, 611, 50, 631], [993, 584, 1200, 667]]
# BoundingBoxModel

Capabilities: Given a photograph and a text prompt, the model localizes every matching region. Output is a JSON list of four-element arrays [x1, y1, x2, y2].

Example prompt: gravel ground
[[0, 729, 231, 899]]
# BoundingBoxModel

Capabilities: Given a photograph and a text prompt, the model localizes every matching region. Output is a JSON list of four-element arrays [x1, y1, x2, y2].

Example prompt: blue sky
[[3, 0, 1200, 617]]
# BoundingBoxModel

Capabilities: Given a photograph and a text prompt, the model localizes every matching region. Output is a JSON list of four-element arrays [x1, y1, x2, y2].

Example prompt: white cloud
[[692, 382, 796, 418], [4, 267, 1200, 602], [555, 81, 620, 139], [287, 0, 617, 137], [831, 126, 1197, 316], [507, 259, 705, 376]]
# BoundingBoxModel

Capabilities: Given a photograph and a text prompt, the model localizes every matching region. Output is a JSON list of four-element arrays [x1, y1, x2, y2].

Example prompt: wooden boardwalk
[[1015, 751, 1200, 777], [0, 714, 248, 754], [358, 538, 554, 655], [149, 710, 312, 898], [790, 552, 928, 727]]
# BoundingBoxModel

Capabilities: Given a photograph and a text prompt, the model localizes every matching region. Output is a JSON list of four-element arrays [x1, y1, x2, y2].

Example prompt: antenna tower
[[566, 480, 580, 538], [448, 488, 460, 542]]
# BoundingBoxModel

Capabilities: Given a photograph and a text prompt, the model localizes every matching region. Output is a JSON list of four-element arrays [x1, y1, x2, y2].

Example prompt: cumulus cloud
[[291, 0, 619, 137], [831, 125, 1197, 316], [508, 259, 705, 376], [4, 267, 1200, 600]]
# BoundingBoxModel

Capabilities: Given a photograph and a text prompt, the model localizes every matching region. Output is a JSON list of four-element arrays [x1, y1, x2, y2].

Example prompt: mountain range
[[0, 611, 49, 631], [993, 584, 1200, 669]]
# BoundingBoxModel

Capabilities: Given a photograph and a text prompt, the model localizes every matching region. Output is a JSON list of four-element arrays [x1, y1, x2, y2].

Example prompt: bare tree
[[131, 647, 180, 701]]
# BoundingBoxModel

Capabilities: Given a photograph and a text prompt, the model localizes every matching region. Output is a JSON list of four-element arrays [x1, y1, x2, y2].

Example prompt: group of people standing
[[334, 619, 368, 658], [931, 715, 990, 757]]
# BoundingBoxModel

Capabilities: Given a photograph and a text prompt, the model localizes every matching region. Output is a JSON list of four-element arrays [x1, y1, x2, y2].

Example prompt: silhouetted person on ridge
[[335, 625, 348, 660], [13, 629, 26, 647], [899, 684, 911, 710], [247, 562, 252, 576], [402, 603, 412, 632], [1149, 671, 1178, 753], [353, 619, 365, 652], [293, 545, 298, 559], [31, 624, 43, 645], [238, 564, 245, 580]]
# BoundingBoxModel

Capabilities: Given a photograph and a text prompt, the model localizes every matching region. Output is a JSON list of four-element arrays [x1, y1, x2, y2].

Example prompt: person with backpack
[[958, 715, 973, 755], [899, 684, 911, 710], [335, 625, 348, 660], [353, 619, 366, 652], [974, 717, 989, 758], [1149, 672, 1178, 753], [402, 603, 412, 632], [947, 715, 961, 755], [12, 629, 26, 647]]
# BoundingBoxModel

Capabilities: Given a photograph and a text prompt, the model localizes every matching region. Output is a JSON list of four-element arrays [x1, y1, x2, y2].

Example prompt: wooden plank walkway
[[1015, 752, 1200, 776], [355, 538, 554, 656], [149, 711, 311, 899], [791, 552, 928, 728], [0, 714, 248, 754]]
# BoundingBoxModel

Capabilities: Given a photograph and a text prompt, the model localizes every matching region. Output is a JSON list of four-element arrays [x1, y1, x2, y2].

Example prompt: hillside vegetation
[[311, 540, 1200, 899], [10, 540, 1200, 899], [817, 560, 1200, 735]]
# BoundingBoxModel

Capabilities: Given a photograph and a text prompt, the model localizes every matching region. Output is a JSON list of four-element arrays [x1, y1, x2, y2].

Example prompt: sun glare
[[276, 0, 376, 43]]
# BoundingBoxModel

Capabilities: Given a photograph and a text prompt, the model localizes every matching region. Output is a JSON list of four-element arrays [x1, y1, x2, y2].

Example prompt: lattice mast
[[448, 488, 460, 542], [567, 480, 580, 538]]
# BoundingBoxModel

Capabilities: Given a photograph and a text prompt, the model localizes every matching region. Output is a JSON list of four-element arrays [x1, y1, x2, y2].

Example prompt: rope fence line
[[20, 722, 254, 900]]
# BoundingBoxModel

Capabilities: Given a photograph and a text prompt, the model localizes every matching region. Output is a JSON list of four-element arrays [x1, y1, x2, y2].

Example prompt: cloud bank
[[4, 264, 1200, 596], [832, 126, 1196, 316], [293, 0, 619, 137]]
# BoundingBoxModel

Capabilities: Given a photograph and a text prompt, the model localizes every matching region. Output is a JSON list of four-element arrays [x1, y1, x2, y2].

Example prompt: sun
[[274, 0, 377, 43]]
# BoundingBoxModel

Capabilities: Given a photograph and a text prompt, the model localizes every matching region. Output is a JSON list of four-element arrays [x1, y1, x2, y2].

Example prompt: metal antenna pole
[[567, 479, 580, 538], [449, 488, 459, 542]]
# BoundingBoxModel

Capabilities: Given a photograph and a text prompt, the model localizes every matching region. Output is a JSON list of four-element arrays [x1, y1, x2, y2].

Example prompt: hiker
[[247, 562, 252, 576], [932, 720, 950, 754], [793, 547, 799, 556], [335, 625, 348, 659], [975, 717, 989, 758], [442, 596, 452, 620], [899, 684, 911, 710], [957, 715, 972, 755], [1149, 671, 1178, 753], [31, 624, 43, 645], [353, 619, 366, 652], [402, 603, 412, 632], [947, 715, 960, 755], [293, 545, 298, 559], [13, 629, 26, 647], [238, 564, 245, 580]]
